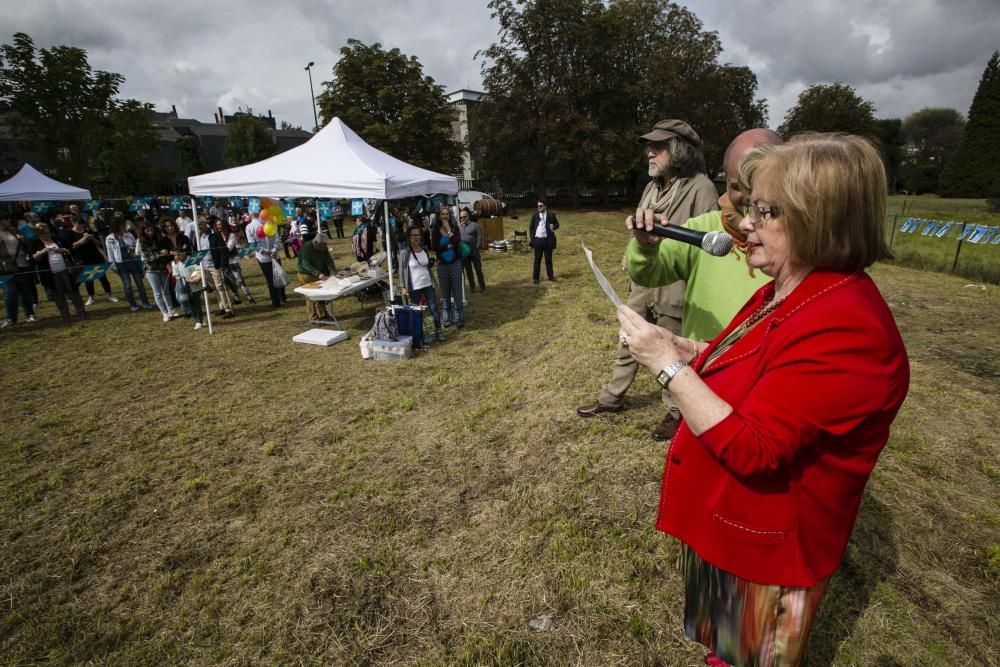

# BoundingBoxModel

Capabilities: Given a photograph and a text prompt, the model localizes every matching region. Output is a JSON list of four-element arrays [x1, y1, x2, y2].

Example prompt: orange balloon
[[259, 209, 271, 222]]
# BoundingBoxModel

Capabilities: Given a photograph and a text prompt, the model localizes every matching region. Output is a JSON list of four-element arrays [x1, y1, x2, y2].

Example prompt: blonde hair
[[740, 133, 891, 272]]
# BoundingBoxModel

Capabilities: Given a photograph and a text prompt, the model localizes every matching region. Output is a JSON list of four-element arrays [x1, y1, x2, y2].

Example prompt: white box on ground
[[372, 335, 413, 360], [292, 329, 349, 346]]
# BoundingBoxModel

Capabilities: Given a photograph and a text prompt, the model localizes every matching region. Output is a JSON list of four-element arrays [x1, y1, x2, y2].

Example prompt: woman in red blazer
[[618, 134, 910, 667]]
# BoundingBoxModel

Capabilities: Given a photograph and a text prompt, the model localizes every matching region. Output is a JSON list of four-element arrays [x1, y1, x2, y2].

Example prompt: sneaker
[[84, 297, 96, 306], [130, 305, 140, 313], [222, 310, 234, 319], [162, 313, 171, 322], [194, 322, 203, 330], [576, 402, 625, 418], [168, 310, 180, 320], [26, 315, 37, 323], [142, 304, 155, 310], [0, 319, 12, 328], [107, 295, 119, 303]]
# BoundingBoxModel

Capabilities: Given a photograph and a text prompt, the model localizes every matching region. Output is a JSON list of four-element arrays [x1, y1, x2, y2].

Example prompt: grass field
[[2, 210, 998, 665], [885, 195, 1000, 283]]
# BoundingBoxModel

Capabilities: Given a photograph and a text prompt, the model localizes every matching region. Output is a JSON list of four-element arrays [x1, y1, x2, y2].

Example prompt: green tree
[[898, 107, 964, 194], [95, 99, 158, 194], [778, 82, 876, 136], [317, 40, 461, 174], [0, 32, 123, 186], [472, 0, 766, 199], [223, 114, 275, 167], [939, 51, 1000, 197], [873, 118, 904, 193]]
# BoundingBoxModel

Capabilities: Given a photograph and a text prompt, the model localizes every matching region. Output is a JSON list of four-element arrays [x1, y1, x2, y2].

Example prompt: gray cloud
[[0, 0, 994, 134]]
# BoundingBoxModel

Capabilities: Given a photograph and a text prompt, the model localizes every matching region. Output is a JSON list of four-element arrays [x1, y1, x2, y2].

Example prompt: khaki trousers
[[207, 267, 232, 311], [298, 273, 330, 321], [597, 280, 683, 415]]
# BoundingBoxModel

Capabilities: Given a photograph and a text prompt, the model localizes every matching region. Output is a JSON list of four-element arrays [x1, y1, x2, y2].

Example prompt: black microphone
[[650, 222, 733, 256]]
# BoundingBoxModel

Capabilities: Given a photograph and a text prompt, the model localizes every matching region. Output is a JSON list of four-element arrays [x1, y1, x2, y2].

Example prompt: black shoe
[[533, 279, 540, 285], [232, 298, 242, 305], [548, 277, 557, 282], [577, 402, 625, 418], [456, 320, 465, 329], [222, 310, 235, 319], [651, 414, 680, 441]]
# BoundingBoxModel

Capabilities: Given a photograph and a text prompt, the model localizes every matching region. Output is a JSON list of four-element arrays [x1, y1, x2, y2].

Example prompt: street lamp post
[[304, 61, 319, 132]]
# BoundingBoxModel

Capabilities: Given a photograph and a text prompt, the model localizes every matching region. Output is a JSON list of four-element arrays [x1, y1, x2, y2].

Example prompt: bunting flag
[[31, 201, 53, 215], [920, 221, 939, 236], [168, 196, 185, 211], [238, 242, 259, 258], [83, 200, 102, 212], [75, 263, 111, 284], [282, 200, 297, 217], [957, 224, 974, 241], [934, 222, 954, 237], [128, 196, 152, 212], [248, 197, 261, 213], [350, 199, 364, 216], [317, 199, 334, 219], [229, 197, 244, 209], [184, 250, 209, 267], [199, 196, 214, 209]]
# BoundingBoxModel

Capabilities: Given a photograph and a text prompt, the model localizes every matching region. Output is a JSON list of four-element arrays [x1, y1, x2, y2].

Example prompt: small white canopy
[[187, 117, 458, 199], [0, 163, 91, 201]]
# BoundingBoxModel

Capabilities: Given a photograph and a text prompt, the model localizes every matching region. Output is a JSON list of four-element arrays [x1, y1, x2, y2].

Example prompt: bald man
[[577, 129, 781, 439]]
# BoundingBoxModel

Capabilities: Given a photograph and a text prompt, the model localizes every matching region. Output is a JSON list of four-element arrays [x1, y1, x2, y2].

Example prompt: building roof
[[447, 89, 485, 104]]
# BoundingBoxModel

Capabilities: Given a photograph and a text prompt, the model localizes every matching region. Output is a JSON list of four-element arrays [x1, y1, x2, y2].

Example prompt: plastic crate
[[372, 335, 413, 360]]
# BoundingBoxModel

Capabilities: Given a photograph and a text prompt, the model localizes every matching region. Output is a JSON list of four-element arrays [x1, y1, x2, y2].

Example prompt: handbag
[[372, 307, 399, 341], [459, 241, 471, 259], [271, 261, 290, 288]]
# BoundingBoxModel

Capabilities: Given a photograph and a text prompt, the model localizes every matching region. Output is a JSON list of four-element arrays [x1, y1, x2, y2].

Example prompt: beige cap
[[638, 119, 702, 148]]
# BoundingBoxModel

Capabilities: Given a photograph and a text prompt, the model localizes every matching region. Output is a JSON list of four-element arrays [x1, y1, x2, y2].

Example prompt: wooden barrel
[[474, 198, 503, 218], [481, 217, 505, 242]]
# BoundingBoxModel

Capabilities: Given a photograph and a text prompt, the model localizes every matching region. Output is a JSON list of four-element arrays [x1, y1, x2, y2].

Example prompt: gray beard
[[648, 163, 662, 178]]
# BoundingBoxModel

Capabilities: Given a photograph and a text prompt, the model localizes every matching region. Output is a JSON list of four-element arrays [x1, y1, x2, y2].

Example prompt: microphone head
[[702, 230, 733, 256]]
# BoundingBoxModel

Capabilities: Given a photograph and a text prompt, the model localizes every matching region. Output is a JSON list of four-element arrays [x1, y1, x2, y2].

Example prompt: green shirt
[[297, 242, 336, 278], [626, 210, 771, 341]]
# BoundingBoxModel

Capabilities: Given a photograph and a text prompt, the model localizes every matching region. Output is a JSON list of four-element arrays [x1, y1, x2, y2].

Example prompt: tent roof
[[0, 163, 91, 201], [187, 117, 458, 200]]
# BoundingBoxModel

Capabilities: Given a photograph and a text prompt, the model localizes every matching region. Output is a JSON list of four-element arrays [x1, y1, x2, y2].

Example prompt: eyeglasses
[[459, 215, 468, 220], [746, 204, 782, 226]]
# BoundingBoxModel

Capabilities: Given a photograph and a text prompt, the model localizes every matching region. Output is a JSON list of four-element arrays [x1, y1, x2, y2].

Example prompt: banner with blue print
[[184, 250, 209, 267], [83, 200, 102, 212], [75, 263, 111, 284], [168, 196, 185, 211], [248, 197, 261, 213], [317, 199, 334, 219], [238, 241, 260, 258], [351, 199, 364, 216], [229, 197, 244, 209], [30, 201, 53, 215], [282, 200, 297, 218]]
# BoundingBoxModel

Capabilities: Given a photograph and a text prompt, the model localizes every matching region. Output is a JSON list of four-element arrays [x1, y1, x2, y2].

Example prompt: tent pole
[[191, 197, 213, 335], [384, 200, 394, 302]]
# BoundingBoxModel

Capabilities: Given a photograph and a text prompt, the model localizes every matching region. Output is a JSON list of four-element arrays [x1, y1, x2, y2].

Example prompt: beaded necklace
[[702, 294, 784, 370]]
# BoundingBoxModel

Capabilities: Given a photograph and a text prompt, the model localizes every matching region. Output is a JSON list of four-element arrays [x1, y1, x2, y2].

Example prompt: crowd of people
[[1, 198, 493, 336]]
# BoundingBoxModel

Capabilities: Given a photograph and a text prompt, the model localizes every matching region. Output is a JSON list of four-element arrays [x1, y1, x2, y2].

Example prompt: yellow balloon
[[263, 222, 277, 237]]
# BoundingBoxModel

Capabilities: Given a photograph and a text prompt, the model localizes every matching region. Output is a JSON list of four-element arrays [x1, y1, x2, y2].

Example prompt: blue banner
[[75, 263, 111, 284], [248, 197, 261, 213], [185, 250, 209, 267], [351, 199, 364, 216], [317, 199, 334, 219], [238, 241, 259, 258], [168, 196, 185, 211], [83, 200, 102, 212], [199, 196, 214, 209], [282, 200, 297, 218], [31, 201, 53, 215], [229, 197, 244, 209]]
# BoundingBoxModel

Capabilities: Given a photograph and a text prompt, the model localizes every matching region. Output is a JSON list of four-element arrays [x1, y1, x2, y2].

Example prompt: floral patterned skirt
[[681, 544, 828, 667]]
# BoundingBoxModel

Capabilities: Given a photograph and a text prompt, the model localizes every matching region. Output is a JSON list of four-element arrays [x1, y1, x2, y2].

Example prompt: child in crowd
[[171, 250, 206, 330]]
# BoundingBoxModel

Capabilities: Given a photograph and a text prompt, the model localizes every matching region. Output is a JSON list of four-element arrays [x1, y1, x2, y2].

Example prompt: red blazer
[[657, 270, 909, 587]]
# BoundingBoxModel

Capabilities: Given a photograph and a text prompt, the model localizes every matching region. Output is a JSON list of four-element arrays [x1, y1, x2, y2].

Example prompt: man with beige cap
[[577, 119, 718, 441]]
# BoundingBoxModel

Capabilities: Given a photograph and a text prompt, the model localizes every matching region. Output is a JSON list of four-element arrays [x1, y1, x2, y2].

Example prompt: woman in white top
[[31, 223, 85, 321], [397, 226, 442, 340]]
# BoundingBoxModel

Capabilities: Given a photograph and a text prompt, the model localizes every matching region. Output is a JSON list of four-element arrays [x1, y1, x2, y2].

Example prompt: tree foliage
[[778, 82, 876, 136], [939, 51, 1000, 198], [223, 114, 275, 167], [898, 107, 964, 194], [872, 118, 904, 193], [94, 99, 158, 193], [317, 39, 462, 174], [472, 0, 767, 193], [0, 32, 125, 186]]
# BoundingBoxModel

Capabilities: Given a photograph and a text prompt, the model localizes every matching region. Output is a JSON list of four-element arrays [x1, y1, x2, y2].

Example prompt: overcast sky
[[2, 0, 997, 133]]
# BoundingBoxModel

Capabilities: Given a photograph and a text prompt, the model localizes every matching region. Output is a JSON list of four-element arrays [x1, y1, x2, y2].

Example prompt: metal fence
[[885, 215, 1000, 284]]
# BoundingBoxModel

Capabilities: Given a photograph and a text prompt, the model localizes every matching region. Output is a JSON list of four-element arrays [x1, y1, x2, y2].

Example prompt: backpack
[[371, 307, 399, 341]]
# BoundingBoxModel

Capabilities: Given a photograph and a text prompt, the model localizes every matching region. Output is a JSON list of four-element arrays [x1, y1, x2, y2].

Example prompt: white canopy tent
[[188, 117, 459, 305], [0, 163, 91, 201]]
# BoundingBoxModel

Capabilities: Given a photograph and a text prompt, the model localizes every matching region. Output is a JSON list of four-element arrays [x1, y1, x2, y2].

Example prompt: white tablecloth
[[293, 271, 388, 301]]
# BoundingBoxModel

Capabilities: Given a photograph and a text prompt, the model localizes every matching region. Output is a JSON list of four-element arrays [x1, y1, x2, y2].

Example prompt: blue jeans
[[145, 271, 172, 316], [117, 261, 149, 307], [409, 285, 440, 328], [3, 272, 35, 322]]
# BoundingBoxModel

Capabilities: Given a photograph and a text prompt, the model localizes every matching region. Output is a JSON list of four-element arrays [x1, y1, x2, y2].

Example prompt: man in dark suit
[[529, 199, 559, 284]]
